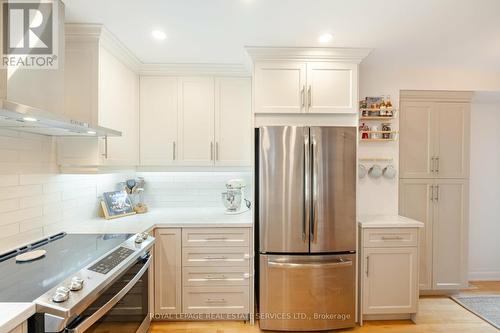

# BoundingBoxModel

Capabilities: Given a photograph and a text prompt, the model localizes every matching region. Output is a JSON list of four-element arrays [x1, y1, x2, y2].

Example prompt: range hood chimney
[[0, 0, 121, 137]]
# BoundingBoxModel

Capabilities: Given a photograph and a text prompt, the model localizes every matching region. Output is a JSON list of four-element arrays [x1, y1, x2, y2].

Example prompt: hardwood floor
[[150, 281, 500, 333]]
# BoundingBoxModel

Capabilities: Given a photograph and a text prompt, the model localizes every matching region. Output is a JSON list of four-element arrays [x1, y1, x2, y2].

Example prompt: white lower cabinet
[[8, 322, 27, 333], [153, 227, 251, 320], [154, 228, 182, 315], [360, 227, 420, 321], [363, 247, 418, 315]]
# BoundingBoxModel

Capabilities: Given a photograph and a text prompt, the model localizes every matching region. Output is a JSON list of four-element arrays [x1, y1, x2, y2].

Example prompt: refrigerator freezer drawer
[[259, 254, 356, 331]]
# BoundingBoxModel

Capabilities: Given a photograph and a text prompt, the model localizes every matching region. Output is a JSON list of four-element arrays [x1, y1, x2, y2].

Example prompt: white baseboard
[[468, 271, 500, 281]]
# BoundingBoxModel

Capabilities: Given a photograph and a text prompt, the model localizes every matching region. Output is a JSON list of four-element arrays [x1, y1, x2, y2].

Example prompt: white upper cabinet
[[138, 76, 252, 167], [140, 77, 178, 166], [306, 62, 357, 114], [399, 91, 472, 179], [433, 102, 470, 179], [254, 62, 306, 114], [57, 25, 139, 170], [248, 47, 369, 115], [215, 77, 252, 166], [399, 101, 435, 179], [177, 77, 215, 165], [254, 61, 357, 114]]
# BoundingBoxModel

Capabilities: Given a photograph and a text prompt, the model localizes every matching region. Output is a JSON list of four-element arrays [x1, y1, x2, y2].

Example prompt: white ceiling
[[64, 0, 500, 70]]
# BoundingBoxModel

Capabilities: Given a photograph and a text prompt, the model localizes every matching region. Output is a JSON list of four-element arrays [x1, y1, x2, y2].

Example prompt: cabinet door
[[140, 77, 178, 166], [154, 228, 182, 315], [98, 47, 139, 166], [177, 77, 215, 165], [399, 101, 436, 178], [214, 77, 252, 166], [363, 247, 418, 315], [434, 102, 470, 178], [432, 179, 468, 290], [399, 179, 434, 290], [254, 62, 306, 114], [306, 62, 357, 114]]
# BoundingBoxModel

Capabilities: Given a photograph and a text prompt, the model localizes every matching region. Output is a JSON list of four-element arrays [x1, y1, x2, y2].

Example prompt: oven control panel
[[87, 246, 135, 274]]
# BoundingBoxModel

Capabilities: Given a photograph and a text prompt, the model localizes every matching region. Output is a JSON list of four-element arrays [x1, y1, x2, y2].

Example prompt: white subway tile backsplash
[[0, 207, 43, 226], [0, 199, 20, 213], [0, 175, 19, 187], [0, 185, 43, 201]]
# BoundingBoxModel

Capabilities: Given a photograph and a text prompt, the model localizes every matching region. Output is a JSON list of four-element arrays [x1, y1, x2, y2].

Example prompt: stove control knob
[[135, 235, 144, 244], [140, 232, 149, 240], [56, 286, 70, 294], [70, 277, 84, 291], [52, 287, 70, 303], [52, 292, 69, 303]]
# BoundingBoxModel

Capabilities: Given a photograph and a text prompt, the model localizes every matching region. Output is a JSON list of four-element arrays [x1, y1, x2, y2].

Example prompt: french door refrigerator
[[258, 126, 356, 331]]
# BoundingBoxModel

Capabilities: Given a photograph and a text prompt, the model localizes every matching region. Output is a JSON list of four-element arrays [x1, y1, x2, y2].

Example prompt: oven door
[[66, 253, 151, 333]]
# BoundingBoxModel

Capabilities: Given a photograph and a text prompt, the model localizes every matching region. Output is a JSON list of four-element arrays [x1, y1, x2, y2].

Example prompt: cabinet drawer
[[183, 247, 250, 267], [183, 266, 250, 287], [183, 286, 249, 314], [182, 228, 250, 247], [363, 228, 418, 248]]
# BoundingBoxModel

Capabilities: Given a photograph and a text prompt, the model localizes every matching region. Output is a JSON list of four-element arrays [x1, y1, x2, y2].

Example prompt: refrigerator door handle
[[303, 132, 310, 242], [310, 137, 317, 243]]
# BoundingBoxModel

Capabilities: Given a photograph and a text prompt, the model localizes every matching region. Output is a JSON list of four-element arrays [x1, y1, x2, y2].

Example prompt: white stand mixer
[[221, 179, 251, 215]]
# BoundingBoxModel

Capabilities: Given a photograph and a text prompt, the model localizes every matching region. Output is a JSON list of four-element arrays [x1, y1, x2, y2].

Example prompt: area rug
[[451, 295, 500, 330]]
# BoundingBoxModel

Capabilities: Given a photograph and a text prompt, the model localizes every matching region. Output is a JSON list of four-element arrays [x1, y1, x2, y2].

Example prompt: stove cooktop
[[0, 233, 133, 302]]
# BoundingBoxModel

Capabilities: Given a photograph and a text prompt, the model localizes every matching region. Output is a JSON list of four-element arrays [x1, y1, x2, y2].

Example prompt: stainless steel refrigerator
[[258, 126, 356, 331]]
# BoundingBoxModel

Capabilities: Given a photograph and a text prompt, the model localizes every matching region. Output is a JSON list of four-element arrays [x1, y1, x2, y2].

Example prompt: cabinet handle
[[101, 136, 108, 159], [436, 185, 439, 202], [430, 185, 434, 202], [204, 236, 227, 241], [203, 256, 227, 260], [381, 236, 404, 240], [366, 256, 369, 276], [308, 85, 312, 108], [436, 157, 440, 173], [301, 85, 305, 108], [210, 142, 214, 161], [172, 141, 176, 160], [216, 142, 219, 161], [206, 298, 226, 303]]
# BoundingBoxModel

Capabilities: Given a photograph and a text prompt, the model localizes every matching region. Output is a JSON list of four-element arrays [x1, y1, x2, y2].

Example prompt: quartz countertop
[[44, 207, 253, 235], [358, 215, 424, 228], [0, 206, 252, 332], [0, 303, 35, 333]]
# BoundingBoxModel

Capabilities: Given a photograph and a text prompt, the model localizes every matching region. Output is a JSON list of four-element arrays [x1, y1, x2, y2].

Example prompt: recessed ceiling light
[[151, 30, 166, 41], [87, 130, 96, 135], [22, 117, 38, 122], [318, 33, 333, 44]]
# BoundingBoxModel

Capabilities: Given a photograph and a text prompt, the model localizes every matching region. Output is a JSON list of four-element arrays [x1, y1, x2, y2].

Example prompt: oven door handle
[[66, 254, 152, 333]]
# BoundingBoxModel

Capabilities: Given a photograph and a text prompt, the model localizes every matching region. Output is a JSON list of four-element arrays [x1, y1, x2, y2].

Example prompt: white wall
[[468, 101, 500, 280]]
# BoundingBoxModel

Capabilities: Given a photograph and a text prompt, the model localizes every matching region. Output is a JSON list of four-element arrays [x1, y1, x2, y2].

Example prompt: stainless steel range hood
[[0, 100, 121, 137]]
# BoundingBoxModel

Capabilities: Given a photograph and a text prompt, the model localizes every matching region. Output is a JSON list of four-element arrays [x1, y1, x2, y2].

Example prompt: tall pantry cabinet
[[399, 90, 471, 292]]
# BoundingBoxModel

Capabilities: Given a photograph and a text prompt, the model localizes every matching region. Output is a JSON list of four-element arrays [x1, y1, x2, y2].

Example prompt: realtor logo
[[1, 0, 58, 68]]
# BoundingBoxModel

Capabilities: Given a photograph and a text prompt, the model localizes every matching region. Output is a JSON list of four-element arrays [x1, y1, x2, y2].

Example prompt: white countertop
[[0, 206, 252, 332], [0, 303, 35, 333], [56, 207, 252, 234], [358, 215, 424, 228]]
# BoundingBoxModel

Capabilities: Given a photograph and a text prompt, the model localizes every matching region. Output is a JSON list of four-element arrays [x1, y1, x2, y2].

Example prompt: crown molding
[[65, 24, 251, 76], [138, 62, 251, 77], [245, 46, 372, 64], [65, 23, 142, 72], [400, 90, 474, 102]]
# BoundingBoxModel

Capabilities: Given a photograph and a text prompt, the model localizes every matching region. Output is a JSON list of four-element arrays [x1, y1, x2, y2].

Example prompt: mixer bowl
[[221, 191, 242, 211]]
